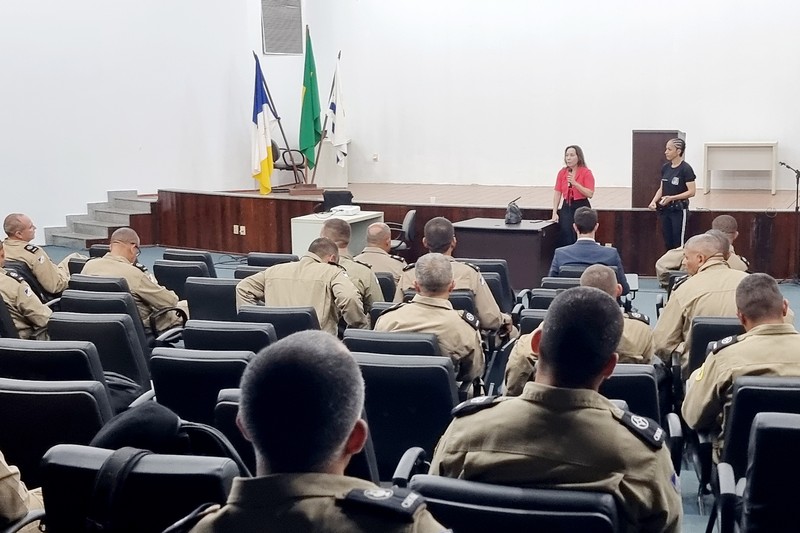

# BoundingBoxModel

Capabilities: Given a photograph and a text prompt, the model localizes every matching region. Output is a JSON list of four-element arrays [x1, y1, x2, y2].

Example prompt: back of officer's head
[[320, 218, 351, 247], [424, 217, 454, 253], [704, 229, 731, 259], [416, 253, 453, 294], [573, 207, 598, 234], [239, 330, 365, 473], [712, 215, 738, 241], [579, 264, 618, 297], [538, 287, 622, 388], [308, 237, 339, 262], [736, 273, 784, 323]]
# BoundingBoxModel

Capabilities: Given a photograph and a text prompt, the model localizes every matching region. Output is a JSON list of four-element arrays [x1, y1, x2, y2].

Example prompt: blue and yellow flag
[[252, 53, 274, 195]]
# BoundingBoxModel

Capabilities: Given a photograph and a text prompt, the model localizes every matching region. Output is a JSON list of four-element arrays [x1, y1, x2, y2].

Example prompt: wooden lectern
[[631, 130, 685, 208]]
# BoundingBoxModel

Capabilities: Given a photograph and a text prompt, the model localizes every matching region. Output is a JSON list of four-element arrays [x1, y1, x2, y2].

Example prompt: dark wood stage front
[[154, 184, 799, 279]]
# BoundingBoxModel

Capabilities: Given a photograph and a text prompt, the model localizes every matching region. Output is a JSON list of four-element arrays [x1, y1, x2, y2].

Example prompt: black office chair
[[36, 444, 238, 533], [3, 259, 58, 302], [388, 210, 416, 253], [457, 258, 516, 308], [540, 276, 581, 290], [234, 265, 265, 279], [374, 272, 397, 302], [342, 329, 440, 356], [246, 252, 299, 267], [67, 257, 88, 275], [0, 378, 113, 487], [150, 347, 254, 425], [182, 319, 277, 353], [184, 277, 240, 322], [0, 299, 20, 338], [88, 244, 110, 258], [271, 139, 306, 181], [237, 305, 320, 339], [353, 352, 459, 481], [519, 308, 547, 334], [717, 412, 800, 533], [402, 474, 621, 533], [153, 259, 210, 300], [163, 248, 218, 278]]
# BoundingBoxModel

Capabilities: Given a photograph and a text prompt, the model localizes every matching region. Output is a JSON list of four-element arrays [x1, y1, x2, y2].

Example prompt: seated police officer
[[186, 330, 446, 533]]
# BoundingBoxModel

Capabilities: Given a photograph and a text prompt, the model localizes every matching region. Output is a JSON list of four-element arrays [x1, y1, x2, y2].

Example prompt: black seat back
[[529, 288, 559, 310], [48, 312, 151, 389], [153, 260, 210, 300], [481, 272, 510, 313], [68, 273, 130, 292], [0, 378, 113, 487], [374, 272, 397, 302], [408, 475, 620, 533], [150, 347, 254, 425], [457, 258, 515, 306], [247, 252, 299, 267], [184, 277, 240, 321], [237, 305, 320, 339], [3, 258, 58, 302], [163, 248, 218, 278], [540, 276, 581, 290], [0, 338, 106, 385], [0, 299, 20, 338], [519, 309, 547, 335], [234, 265, 265, 280], [343, 329, 440, 356], [599, 364, 660, 421], [40, 444, 238, 533], [403, 289, 475, 314], [67, 256, 88, 275], [88, 244, 110, 258], [353, 352, 459, 481], [688, 317, 745, 375], [182, 319, 277, 353], [557, 264, 590, 278], [369, 301, 396, 329]]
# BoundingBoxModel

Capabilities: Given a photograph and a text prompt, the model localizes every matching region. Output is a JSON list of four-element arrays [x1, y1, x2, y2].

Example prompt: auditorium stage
[[156, 184, 800, 280]]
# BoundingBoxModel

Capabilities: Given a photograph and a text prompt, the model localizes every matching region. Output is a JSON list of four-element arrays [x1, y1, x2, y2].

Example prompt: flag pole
[[310, 50, 341, 185]]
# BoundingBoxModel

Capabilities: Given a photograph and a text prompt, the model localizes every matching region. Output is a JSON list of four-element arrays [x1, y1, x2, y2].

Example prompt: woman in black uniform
[[648, 138, 696, 250]]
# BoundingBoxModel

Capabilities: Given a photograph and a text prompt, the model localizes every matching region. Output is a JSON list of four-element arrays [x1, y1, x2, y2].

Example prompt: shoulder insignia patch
[[23, 244, 39, 254], [710, 335, 739, 355], [615, 411, 665, 449], [671, 274, 689, 293], [391, 254, 406, 262], [402, 263, 416, 272], [459, 310, 480, 330], [134, 262, 149, 273], [451, 395, 501, 417], [339, 487, 424, 522], [5, 270, 24, 283], [624, 312, 650, 325]]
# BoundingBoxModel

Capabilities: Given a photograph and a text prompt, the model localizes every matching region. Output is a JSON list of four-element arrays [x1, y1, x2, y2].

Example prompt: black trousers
[[659, 207, 689, 250], [558, 199, 591, 247]]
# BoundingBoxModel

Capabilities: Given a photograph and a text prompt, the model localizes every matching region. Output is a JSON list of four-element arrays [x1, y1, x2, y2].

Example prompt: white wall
[[1, 0, 798, 241]]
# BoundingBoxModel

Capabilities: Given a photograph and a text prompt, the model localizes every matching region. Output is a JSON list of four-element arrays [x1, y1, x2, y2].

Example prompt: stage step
[[45, 190, 156, 248]]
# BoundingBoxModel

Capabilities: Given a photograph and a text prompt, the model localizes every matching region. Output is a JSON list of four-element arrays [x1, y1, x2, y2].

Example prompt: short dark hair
[[308, 237, 339, 261], [239, 330, 365, 472], [321, 218, 351, 247], [424, 217, 454, 253], [538, 287, 622, 387], [711, 215, 738, 240], [564, 145, 587, 167], [573, 207, 598, 234], [736, 273, 783, 322]]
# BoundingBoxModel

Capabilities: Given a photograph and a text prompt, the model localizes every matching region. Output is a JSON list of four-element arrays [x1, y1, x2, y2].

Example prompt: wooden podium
[[631, 130, 685, 208]]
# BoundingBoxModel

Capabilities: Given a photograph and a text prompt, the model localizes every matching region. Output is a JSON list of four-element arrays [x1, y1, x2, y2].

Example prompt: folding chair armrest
[[666, 412, 683, 475], [392, 447, 427, 488], [150, 307, 188, 336], [45, 297, 61, 310], [655, 294, 665, 319], [716, 462, 739, 533], [1, 509, 46, 533], [128, 388, 156, 408], [155, 325, 184, 347], [510, 303, 523, 326], [516, 289, 533, 308], [670, 351, 684, 411]]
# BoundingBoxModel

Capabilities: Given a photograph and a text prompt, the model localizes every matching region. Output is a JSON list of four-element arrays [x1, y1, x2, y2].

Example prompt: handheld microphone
[[567, 167, 573, 187]]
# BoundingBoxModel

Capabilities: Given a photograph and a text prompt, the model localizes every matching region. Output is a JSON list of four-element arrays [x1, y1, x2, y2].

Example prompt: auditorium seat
[[519, 308, 547, 334], [67, 256, 88, 275], [237, 305, 320, 339], [246, 252, 299, 267], [342, 329, 441, 356], [153, 259, 210, 300], [456, 258, 515, 307], [369, 301, 396, 329], [234, 265, 265, 279], [3, 259, 58, 302], [163, 248, 218, 278], [68, 273, 130, 292], [184, 277, 240, 322], [182, 319, 276, 353], [374, 271, 396, 302], [540, 276, 581, 290], [402, 289, 476, 315], [0, 299, 20, 338], [88, 244, 110, 258]]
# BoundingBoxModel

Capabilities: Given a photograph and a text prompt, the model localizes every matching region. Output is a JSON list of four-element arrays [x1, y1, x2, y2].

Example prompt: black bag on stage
[[505, 197, 522, 225]]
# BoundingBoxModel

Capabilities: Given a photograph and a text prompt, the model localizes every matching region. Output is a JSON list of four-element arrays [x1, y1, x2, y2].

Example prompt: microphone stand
[[780, 162, 800, 284]]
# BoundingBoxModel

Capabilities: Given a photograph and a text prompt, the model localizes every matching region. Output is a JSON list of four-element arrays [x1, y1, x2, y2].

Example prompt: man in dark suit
[[548, 207, 630, 295]]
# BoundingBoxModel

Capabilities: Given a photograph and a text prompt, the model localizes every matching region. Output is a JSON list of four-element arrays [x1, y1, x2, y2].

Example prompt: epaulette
[[451, 395, 501, 417], [671, 274, 689, 293], [462, 262, 480, 273], [459, 310, 480, 330], [402, 263, 416, 272], [353, 258, 373, 269], [709, 335, 739, 355], [613, 410, 665, 449], [329, 261, 348, 271], [24, 244, 39, 254], [740, 255, 751, 267], [624, 311, 650, 325], [5, 270, 24, 283], [390, 254, 405, 263], [339, 487, 425, 522], [379, 302, 405, 317], [161, 503, 219, 533], [133, 261, 149, 273]]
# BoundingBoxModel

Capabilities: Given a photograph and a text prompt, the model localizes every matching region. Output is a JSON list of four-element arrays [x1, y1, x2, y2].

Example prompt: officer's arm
[[134, 272, 180, 310], [636, 448, 683, 533], [31, 251, 69, 294], [504, 333, 537, 397], [427, 423, 464, 478], [651, 297, 685, 361], [16, 283, 51, 328], [473, 275, 503, 330], [332, 272, 369, 329], [449, 328, 484, 384], [640, 330, 655, 364], [0, 449, 40, 523], [681, 357, 728, 431], [393, 271, 410, 303], [366, 272, 384, 307], [235, 273, 265, 309]]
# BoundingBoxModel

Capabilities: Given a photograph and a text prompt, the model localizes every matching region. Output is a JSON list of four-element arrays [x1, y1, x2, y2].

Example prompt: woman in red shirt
[[550, 145, 595, 246]]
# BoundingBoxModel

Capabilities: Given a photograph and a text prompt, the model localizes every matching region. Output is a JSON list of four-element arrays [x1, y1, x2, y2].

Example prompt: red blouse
[[554, 166, 595, 203]]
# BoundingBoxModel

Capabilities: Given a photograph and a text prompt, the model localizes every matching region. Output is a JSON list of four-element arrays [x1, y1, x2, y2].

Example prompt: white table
[[290, 211, 384, 257], [703, 142, 778, 195]]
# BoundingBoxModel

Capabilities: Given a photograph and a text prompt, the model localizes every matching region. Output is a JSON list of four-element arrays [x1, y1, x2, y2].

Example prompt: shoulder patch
[[451, 395, 501, 417], [402, 263, 416, 272], [339, 487, 424, 522], [5, 270, 24, 283], [459, 310, 480, 330], [24, 244, 39, 254], [710, 335, 739, 355], [624, 312, 650, 325], [671, 274, 689, 293], [133, 261, 149, 273], [614, 411, 665, 450], [390, 254, 406, 263]]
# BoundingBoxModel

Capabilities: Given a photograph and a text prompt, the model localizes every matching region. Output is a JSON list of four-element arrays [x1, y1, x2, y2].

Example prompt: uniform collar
[[102, 253, 134, 265], [741, 323, 799, 338], [410, 294, 454, 310], [301, 252, 327, 264], [2, 238, 28, 246], [360, 246, 388, 256], [697, 257, 730, 274], [338, 249, 353, 260], [226, 473, 375, 505], [519, 381, 616, 411]]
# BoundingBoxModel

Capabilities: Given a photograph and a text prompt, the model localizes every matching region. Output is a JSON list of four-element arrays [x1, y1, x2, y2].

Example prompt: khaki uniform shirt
[[2, 238, 70, 294], [652, 259, 748, 373], [430, 383, 682, 533], [682, 323, 800, 462], [504, 313, 654, 397], [355, 246, 407, 283], [235, 253, 368, 336], [0, 268, 51, 340], [81, 254, 187, 332], [374, 294, 484, 382], [339, 251, 384, 313], [190, 473, 446, 533], [656, 246, 749, 287], [0, 449, 43, 532], [395, 255, 507, 331]]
